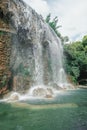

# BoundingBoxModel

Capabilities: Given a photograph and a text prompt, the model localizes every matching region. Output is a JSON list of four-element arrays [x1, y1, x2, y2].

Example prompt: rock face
[[0, 0, 67, 94], [0, 0, 13, 94]]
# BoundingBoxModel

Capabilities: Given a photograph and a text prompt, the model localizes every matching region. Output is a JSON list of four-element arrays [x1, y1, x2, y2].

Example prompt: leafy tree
[[45, 13, 51, 23], [45, 14, 61, 38], [64, 36, 87, 85], [82, 35, 87, 47]]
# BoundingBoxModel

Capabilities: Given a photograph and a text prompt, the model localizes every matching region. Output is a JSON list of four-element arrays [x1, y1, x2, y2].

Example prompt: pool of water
[[0, 89, 87, 130]]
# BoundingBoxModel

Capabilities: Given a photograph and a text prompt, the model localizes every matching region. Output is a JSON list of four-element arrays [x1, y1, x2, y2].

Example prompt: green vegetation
[[64, 36, 87, 85], [46, 13, 61, 37], [0, 76, 7, 88], [17, 63, 31, 77], [0, 30, 8, 36], [0, 31, 4, 35]]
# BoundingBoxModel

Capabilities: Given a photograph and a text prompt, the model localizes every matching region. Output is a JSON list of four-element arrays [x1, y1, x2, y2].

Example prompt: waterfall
[[32, 25, 68, 88], [32, 15, 44, 86], [6, 0, 70, 99], [48, 29, 67, 87], [29, 16, 68, 88], [33, 43, 44, 85]]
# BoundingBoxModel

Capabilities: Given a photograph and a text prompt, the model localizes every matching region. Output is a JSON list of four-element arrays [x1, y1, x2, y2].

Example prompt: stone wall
[[0, 32, 11, 94]]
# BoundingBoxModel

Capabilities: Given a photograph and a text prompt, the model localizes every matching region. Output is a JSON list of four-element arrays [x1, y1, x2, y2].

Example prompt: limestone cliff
[[0, 0, 14, 94], [0, 0, 67, 95]]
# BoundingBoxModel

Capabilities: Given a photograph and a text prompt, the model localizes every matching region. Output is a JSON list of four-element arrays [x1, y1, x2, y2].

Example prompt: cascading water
[[33, 43, 44, 85], [48, 31, 67, 87], [28, 25, 68, 97], [0, 0, 70, 101], [32, 17, 44, 86], [32, 23, 68, 88], [31, 22, 67, 88]]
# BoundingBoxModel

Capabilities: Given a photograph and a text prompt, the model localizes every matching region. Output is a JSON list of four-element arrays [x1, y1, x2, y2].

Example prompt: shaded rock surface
[[0, 0, 13, 94]]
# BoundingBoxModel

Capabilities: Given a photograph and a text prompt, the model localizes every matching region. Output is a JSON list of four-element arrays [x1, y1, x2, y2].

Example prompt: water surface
[[0, 89, 87, 130]]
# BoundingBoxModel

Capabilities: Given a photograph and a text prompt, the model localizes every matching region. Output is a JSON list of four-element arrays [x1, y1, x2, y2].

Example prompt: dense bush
[[64, 36, 87, 85]]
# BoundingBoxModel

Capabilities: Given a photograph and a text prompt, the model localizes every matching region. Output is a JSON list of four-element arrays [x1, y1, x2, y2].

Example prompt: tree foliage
[[46, 14, 61, 36], [64, 36, 87, 85]]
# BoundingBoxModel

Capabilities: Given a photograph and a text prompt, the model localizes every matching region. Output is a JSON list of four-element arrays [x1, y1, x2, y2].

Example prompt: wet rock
[[32, 87, 54, 98], [0, 86, 8, 95], [45, 94, 53, 98], [9, 93, 20, 101], [78, 85, 87, 89], [47, 88, 54, 95], [13, 75, 31, 92], [33, 88, 46, 97], [49, 83, 63, 90]]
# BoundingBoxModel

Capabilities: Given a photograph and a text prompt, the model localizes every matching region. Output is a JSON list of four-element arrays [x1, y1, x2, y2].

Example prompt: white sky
[[23, 0, 87, 41]]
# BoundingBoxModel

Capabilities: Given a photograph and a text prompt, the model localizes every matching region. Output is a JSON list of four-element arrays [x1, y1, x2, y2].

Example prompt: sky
[[23, 0, 87, 41]]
